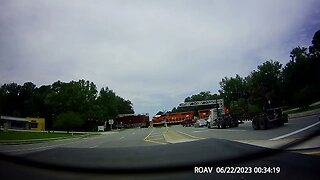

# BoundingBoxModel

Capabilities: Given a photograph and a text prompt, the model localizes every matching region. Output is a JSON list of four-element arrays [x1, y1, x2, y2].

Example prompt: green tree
[[247, 60, 283, 109], [45, 80, 98, 116], [308, 29, 320, 103], [184, 91, 215, 102], [282, 47, 310, 107], [282, 30, 320, 108], [0, 79, 134, 131], [177, 91, 221, 115], [156, 111, 165, 115], [19, 82, 37, 117], [54, 111, 84, 132], [309, 29, 320, 57], [33, 85, 54, 129], [0, 83, 22, 116], [97, 87, 134, 120], [219, 74, 246, 107]]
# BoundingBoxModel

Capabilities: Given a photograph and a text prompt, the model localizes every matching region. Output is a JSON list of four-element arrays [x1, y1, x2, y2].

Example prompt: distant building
[[0, 116, 45, 131]]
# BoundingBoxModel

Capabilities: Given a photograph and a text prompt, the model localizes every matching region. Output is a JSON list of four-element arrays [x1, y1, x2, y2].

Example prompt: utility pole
[[216, 98, 219, 117]]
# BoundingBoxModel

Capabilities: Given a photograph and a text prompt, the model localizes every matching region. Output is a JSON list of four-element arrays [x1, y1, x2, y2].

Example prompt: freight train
[[115, 114, 150, 128], [152, 111, 194, 126]]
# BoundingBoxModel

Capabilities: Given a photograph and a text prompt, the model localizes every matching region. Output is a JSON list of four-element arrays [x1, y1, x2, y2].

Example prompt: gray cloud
[[1, 0, 319, 116]]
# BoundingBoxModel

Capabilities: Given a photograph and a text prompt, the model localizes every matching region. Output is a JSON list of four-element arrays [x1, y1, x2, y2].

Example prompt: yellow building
[[26, 117, 45, 131], [0, 116, 45, 131]]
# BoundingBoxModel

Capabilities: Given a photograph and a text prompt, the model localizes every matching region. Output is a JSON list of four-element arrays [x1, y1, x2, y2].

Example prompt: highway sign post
[[98, 126, 104, 132], [109, 119, 114, 131]]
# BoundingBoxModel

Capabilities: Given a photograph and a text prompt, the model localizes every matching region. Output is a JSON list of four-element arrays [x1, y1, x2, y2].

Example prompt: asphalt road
[[0, 114, 319, 155], [0, 115, 319, 179], [173, 114, 320, 150], [0, 128, 154, 155]]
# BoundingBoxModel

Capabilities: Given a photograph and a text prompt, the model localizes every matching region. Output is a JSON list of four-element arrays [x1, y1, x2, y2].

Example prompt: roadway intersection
[[0, 114, 319, 155], [0, 115, 319, 179]]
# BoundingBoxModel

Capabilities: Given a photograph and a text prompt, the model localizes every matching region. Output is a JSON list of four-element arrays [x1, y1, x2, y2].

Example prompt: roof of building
[[0, 116, 27, 122]]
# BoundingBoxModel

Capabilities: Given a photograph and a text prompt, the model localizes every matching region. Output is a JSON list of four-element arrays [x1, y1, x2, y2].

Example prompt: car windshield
[[0, 1, 319, 179]]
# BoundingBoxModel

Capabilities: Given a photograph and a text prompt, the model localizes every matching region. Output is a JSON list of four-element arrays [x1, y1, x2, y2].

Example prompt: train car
[[165, 111, 194, 124], [152, 115, 165, 126], [152, 111, 194, 126], [115, 114, 149, 128], [198, 109, 211, 119]]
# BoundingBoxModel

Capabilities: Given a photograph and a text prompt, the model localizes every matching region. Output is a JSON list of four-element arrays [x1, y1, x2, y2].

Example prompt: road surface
[[1, 114, 319, 154], [0, 115, 319, 179]]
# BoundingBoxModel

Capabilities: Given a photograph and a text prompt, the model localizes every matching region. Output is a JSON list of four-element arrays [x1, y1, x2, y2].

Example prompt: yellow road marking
[[144, 128, 167, 145], [176, 130, 205, 140], [144, 139, 167, 145], [144, 128, 204, 145], [303, 151, 320, 155], [148, 137, 164, 141], [143, 128, 154, 141]]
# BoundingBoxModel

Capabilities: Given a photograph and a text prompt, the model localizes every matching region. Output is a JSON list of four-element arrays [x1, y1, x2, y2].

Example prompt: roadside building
[[0, 116, 45, 131]]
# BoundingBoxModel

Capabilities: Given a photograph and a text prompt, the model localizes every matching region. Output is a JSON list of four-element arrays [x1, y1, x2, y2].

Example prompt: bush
[[294, 85, 316, 109], [54, 111, 84, 132]]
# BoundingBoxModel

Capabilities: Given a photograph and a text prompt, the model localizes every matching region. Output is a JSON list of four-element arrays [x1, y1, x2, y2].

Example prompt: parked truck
[[207, 108, 244, 129], [252, 107, 288, 130], [177, 99, 243, 129]]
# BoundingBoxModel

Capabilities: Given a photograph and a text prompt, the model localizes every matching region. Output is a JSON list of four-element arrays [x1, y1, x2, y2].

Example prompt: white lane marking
[[193, 129, 246, 132], [132, 132, 136, 135], [270, 121, 320, 140], [176, 130, 204, 139], [193, 130, 209, 133], [224, 129, 247, 132], [119, 137, 125, 140], [89, 145, 98, 148]]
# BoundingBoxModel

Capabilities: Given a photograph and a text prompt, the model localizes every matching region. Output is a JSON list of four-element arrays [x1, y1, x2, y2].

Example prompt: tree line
[[0, 80, 134, 131], [171, 29, 320, 114]]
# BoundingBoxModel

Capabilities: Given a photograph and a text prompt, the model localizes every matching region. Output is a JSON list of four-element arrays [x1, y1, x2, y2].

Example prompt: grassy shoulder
[[286, 104, 320, 114], [0, 130, 84, 141]]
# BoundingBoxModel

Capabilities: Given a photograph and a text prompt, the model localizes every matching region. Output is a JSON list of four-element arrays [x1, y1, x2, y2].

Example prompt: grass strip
[[0, 130, 83, 141], [286, 104, 320, 114]]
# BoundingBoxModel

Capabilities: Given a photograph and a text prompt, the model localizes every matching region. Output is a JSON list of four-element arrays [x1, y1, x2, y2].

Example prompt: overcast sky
[[1, 0, 319, 116]]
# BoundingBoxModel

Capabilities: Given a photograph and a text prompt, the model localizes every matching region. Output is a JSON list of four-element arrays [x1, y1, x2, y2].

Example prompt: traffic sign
[[108, 119, 114, 125]]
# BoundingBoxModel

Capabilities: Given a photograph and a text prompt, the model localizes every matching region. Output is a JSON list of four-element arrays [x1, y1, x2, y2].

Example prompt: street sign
[[98, 126, 104, 132], [108, 119, 114, 125]]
